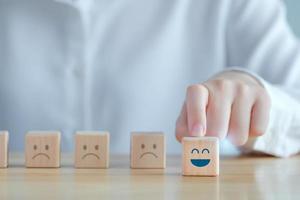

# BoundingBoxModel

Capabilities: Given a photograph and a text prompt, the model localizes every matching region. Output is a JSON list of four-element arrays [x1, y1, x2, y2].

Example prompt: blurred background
[[0, 0, 299, 154], [286, 0, 300, 36]]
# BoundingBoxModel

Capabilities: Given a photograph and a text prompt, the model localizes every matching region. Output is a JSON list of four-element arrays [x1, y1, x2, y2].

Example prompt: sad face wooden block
[[75, 131, 109, 168], [25, 131, 61, 168], [182, 137, 219, 176], [131, 132, 165, 169], [0, 131, 9, 168]]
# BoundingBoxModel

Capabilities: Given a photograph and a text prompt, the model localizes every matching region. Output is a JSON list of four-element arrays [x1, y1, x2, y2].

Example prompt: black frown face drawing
[[131, 133, 166, 168]]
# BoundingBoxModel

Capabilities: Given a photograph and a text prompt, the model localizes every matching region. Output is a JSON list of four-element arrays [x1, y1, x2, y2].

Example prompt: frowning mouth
[[139, 152, 158, 159], [32, 153, 50, 160], [81, 153, 100, 160]]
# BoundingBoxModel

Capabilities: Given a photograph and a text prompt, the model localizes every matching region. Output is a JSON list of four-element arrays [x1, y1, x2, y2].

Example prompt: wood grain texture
[[130, 132, 165, 169], [25, 131, 61, 168], [182, 137, 219, 176], [0, 154, 300, 199], [74, 131, 109, 168], [0, 131, 9, 168]]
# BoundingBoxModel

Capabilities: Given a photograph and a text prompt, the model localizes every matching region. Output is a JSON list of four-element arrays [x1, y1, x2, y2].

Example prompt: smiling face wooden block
[[25, 131, 61, 168], [182, 137, 219, 176], [75, 131, 110, 168], [130, 132, 165, 169]]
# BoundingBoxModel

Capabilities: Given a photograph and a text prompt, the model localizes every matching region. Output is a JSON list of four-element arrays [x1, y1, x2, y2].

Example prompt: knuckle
[[187, 84, 199, 91], [186, 84, 208, 97], [210, 79, 234, 95], [186, 84, 199, 95], [197, 84, 208, 94], [236, 83, 250, 97], [260, 89, 271, 103], [187, 84, 206, 93], [213, 79, 232, 91]]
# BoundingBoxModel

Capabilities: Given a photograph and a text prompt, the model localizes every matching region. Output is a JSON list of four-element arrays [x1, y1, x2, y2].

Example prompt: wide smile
[[190, 159, 210, 167], [32, 153, 50, 160], [139, 152, 158, 159], [81, 153, 100, 160]]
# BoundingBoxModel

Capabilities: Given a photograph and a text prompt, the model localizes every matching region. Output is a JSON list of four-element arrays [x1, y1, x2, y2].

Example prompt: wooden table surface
[[0, 153, 299, 199]]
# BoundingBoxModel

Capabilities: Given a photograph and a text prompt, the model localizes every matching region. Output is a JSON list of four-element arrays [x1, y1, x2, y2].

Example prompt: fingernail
[[191, 123, 205, 137]]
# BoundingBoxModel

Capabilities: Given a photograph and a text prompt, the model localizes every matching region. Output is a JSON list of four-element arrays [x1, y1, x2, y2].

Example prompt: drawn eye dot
[[153, 144, 157, 149], [83, 145, 87, 150], [45, 145, 49, 150], [33, 145, 37, 150], [141, 144, 145, 149], [95, 145, 99, 150]]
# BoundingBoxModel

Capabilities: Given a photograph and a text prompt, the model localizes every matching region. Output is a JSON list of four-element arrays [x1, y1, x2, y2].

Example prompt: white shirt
[[0, 0, 299, 156]]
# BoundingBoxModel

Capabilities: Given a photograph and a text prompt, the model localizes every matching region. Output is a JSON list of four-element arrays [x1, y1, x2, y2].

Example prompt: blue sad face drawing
[[190, 148, 211, 167]]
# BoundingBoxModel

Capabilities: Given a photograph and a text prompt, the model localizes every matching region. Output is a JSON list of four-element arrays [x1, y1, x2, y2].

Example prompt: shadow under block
[[182, 137, 219, 176], [131, 132, 165, 169], [75, 131, 110, 168], [25, 131, 61, 168], [0, 131, 9, 168]]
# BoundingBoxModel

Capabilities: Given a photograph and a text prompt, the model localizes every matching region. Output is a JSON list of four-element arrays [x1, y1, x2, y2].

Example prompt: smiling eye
[[153, 144, 157, 149], [141, 144, 145, 149], [191, 148, 200, 154], [83, 145, 87, 150], [45, 145, 49, 150], [202, 148, 210, 154], [95, 145, 99, 150], [33, 145, 37, 150]]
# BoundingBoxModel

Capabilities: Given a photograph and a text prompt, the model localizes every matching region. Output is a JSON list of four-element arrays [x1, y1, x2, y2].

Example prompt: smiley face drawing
[[75, 131, 109, 168], [25, 131, 61, 168], [190, 148, 211, 167], [131, 132, 166, 169], [182, 137, 219, 176]]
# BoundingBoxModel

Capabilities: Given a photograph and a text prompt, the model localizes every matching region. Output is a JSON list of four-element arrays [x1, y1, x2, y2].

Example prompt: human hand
[[175, 71, 271, 146]]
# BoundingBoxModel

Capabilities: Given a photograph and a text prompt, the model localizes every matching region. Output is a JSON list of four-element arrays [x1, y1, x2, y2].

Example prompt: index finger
[[186, 84, 209, 137]]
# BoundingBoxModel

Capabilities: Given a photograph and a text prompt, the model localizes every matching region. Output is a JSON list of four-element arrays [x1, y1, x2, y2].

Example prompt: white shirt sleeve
[[225, 0, 300, 157]]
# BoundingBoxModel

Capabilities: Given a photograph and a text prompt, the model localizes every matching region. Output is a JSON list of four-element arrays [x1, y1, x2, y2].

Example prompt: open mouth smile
[[190, 159, 210, 167]]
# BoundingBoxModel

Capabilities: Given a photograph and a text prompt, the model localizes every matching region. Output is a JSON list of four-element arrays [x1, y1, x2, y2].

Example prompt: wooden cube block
[[75, 131, 110, 168], [0, 131, 9, 168], [182, 137, 219, 176], [25, 131, 61, 168], [131, 132, 165, 169]]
